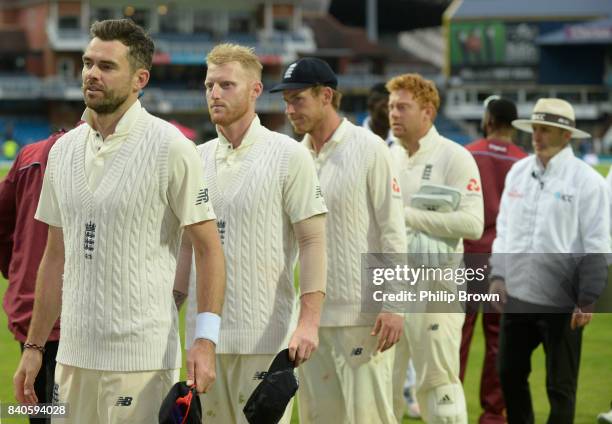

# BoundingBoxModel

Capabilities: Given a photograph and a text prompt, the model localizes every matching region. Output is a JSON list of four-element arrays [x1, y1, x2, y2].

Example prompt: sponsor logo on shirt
[[84, 221, 96, 260], [422, 164, 433, 180], [195, 188, 209, 205], [392, 177, 401, 194], [351, 347, 364, 356], [489, 143, 508, 153], [554, 191, 574, 203], [466, 178, 481, 192], [115, 396, 133, 406], [428, 323, 439, 331]]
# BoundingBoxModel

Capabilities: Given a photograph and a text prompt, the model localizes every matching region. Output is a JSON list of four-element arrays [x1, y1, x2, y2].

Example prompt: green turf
[[595, 164, 610, 177], [1, 276, 610, 423]]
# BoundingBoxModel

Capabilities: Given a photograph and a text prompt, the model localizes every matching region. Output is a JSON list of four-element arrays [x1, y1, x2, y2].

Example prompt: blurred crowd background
[[0, 0, 610, 162]]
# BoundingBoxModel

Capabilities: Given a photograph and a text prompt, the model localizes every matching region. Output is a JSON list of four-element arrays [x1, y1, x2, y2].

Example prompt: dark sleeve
[[0, 158, 19, 278], [574, 253, 608, 308]]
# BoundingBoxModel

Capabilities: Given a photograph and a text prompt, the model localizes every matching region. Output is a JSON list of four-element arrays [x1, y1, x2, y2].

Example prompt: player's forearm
[[405, 206, 484, 240], [173, 233, 192, 309], [575, 253, 608, 307], [295, 214, 327, 296], [193, 234, 226, 315], [297, 291, 324, 329], [27, 251, 64, 345]]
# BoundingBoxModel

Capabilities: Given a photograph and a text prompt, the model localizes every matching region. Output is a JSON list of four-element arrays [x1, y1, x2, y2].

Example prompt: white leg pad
[[424, 383, 467, 424]]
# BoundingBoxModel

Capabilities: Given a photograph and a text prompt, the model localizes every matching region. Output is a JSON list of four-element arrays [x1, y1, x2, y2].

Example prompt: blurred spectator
[[460, 96, 526, 424], [2, 138, 19, 160], [362, 82, 394, 146], [0, 129, 66, 424]]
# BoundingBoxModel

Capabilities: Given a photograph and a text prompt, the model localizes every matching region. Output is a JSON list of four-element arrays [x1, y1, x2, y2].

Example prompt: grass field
[[1, 164, 611, 423]]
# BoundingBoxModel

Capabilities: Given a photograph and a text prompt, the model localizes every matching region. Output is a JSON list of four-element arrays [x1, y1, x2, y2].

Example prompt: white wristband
[[194, 312, 221, 345]]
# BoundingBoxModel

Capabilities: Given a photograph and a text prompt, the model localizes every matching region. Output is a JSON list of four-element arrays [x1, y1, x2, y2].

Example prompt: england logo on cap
[[283, 63, 297, 79]]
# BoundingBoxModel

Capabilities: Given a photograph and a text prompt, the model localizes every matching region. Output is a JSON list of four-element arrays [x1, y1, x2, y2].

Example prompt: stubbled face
[[81, 38, 136, 114], [282, 87, 327, 135], [532, 124, 571, 164], [204, 61, 256, 127], [388, 89, 430, 144]]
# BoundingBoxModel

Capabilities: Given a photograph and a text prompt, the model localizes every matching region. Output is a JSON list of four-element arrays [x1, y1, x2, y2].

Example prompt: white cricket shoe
[[598, 404, 612, 424], [404, 386, 421, 419]]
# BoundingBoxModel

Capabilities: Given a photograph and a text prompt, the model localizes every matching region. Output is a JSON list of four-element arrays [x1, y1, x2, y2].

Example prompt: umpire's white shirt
[[491, 146, 610, 304]]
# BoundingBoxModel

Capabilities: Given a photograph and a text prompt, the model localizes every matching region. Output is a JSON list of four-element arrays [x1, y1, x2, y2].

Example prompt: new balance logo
[[351, 347, 364, 356], [52, 383, 59, 404], [195, 188, 209, 205], [429, 324, 439, 331], [438, 394, 453, 405], [315, 186, 323, 199], [253, 371, 267, 380], [115, 396, 133, 406]]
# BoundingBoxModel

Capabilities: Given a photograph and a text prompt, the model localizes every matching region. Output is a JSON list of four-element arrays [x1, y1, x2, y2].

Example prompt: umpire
[[489, 98, 610, 424]]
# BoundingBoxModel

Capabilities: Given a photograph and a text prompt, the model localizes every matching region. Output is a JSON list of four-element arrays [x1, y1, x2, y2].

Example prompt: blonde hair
[[311, 85, 343, 110], [206, 43, 263, 80], [386, 73, 440, 113]]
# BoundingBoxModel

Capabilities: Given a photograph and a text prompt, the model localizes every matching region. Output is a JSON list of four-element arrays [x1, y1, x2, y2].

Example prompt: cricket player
[[271, 57, 406, 423], [13, 19, 226, 423], [182, 44, 328, 424], [388, 73, 484, 423]]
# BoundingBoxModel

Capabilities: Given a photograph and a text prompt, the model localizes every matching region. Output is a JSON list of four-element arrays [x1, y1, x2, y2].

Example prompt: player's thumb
[[287, 340, 297, 361], [371, 318, 382, 336], [23, 369, 36, 398]]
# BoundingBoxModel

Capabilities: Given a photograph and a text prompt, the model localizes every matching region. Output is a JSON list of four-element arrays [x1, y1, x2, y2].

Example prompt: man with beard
[[181, 45, 327, 424], [387, 73, 484, 424], [13, 19, 226, 423], [269, 57, 405, 424]]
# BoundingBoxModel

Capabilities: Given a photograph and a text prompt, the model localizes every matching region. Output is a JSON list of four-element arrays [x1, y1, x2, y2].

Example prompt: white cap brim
[[512, 119, 591, 139]]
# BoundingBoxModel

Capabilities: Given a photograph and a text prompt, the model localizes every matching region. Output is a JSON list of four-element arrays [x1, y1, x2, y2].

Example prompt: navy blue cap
[[270, 57, 337, 93]]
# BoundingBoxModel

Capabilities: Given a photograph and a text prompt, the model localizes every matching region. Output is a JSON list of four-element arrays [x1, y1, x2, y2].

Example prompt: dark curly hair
[[90, 19, 154, 71]]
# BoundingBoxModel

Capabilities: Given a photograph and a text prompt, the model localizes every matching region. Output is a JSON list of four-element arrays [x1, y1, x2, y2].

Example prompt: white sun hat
[[512, 98, 591, 139]]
